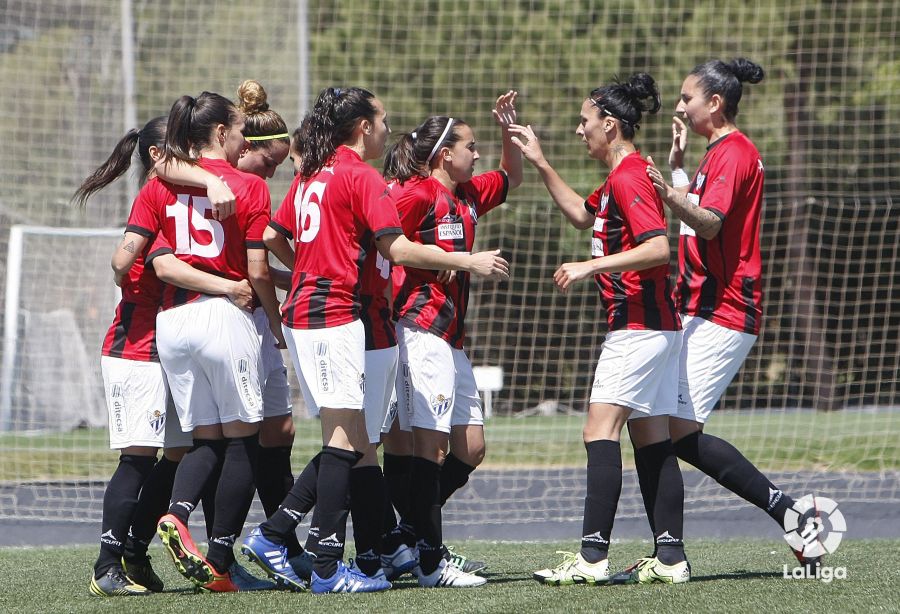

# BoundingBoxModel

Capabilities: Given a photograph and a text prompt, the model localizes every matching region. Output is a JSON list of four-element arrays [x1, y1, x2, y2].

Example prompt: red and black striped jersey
[[269, 146, 403, 330], [394, 171, 508, 349], [100, 254, 162, 362], [584, 151, 679, 332], [676, 131, 763, 335], [359, 230, 397, 350], [128, 158, 271, 311]]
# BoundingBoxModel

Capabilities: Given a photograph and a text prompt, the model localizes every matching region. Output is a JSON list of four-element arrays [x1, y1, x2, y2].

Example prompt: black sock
[[310, 447, 359, 579], [350, 465, 386, 576], [168, 439, 225, 523], [200, 454, 224, 539], [206, 435, 259, 573], [94, 455, 156, 577], [126, 455, 179, 560], [256, 445, 303, 557], [632, 440, 657, 547], [260, 452, 321, 546], [635, 440, 685, 565], [304, 508, 320, 553], [409, 456, 442, 574], [439, 453, 476, 506], [382, 453, 411, 522], [673, 432, 794, 526], [580, 440, 621, 563]]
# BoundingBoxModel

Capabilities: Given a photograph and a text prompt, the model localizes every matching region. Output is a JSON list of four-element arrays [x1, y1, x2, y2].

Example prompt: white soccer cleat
[[533, 551, 610, 586], [418, 559, 487, 588]]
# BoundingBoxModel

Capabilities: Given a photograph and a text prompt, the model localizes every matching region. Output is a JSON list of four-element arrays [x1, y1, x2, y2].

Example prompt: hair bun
[[237, 79, 269, 115], [728, 58, 765, 84], [626, 72, 662, 114]]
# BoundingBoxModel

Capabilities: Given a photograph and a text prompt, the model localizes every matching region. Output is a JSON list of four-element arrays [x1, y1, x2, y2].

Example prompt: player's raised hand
[[669, 116, 688, 170], [227, 278, 254, 311], [507, 124, 545, 166], [553, 260, 594, 293], [645, 156, 670, 198], [207, 175, 236, 220], [467, 249, 510, 281], [492, 90, 518, 128]]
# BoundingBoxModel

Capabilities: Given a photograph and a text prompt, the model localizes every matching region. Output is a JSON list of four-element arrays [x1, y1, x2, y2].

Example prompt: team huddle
[[74, 57, 820, 597]]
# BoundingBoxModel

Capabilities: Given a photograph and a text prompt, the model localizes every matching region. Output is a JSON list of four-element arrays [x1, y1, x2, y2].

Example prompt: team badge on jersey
[[147, 408, 165, 436], [599, 192, 609, 214], [695, 172, 706, 191], [430, 393, 452, 417]]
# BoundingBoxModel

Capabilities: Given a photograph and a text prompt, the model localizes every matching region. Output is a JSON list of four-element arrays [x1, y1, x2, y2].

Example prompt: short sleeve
[[355, 167, 402, 239], [613, 169, 666, 244], [395, 181, 434, 238], [243, 178, 271, 249], [125, 180, 164, 236], [145, 231, 174, 266], [697, 146, 750, 220], [584, 186, 602, 215], [468, 170, 509, 217], [270, 176, 299, 240]]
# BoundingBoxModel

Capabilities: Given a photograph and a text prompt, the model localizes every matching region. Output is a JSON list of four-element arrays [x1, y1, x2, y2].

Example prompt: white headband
[[426, 118, 455, 163]]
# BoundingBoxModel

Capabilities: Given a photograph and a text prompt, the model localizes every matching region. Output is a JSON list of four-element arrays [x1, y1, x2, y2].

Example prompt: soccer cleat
[[442, 543, 487, 574], [122, 554, 164, 592], [349, 558, 391, 583], [532, 551, 610, 586], [418, 559, 487, 588], [89, 567, 150, 597], [609, 556, 654, 584], [156, 513, 215, 588], [240, 527, 308, 591], [381, 543, 418, 580], [311, 560, 392, 594], [621, 556, 690, 584]]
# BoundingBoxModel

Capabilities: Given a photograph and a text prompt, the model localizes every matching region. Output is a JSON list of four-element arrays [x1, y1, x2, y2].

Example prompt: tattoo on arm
[[666, 192, 722, 236], [122, 240, 135, 254]]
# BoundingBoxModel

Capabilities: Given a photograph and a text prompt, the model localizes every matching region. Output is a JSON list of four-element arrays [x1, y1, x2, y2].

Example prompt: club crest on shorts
[[387, 398, 398, 423], [358, 372, 366, 393], [430, 393, 451, 417], [147, 408, 165, 436]]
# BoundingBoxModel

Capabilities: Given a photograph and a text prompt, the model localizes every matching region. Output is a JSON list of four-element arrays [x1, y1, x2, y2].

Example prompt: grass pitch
[[1, 539, 896, 613]]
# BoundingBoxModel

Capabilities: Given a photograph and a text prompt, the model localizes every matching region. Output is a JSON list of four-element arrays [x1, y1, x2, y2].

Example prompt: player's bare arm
[[151, 253, 254, 310], [494, 90, 524, 190], [553, 235, 670, 293], [262, 225, 295, 269], [377, 233, 509, 281], [508, 123, 593, 230], [646, 156, 722, 240], [247, 247, 286, 348], [111, 231, 148, 286], [154, 158, 236, 221]]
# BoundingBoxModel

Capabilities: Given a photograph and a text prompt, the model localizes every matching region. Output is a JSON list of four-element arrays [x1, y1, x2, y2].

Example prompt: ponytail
[[382, 116, 466, 183], [163, 91, 239, 165], [298, 86, 376, 180]]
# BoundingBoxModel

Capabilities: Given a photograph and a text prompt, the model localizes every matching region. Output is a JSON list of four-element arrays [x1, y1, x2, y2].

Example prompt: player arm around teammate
[[512, 74, 690, 586]]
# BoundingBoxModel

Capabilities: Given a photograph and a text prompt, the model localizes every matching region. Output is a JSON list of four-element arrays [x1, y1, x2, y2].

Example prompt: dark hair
[[690, 58, 765, 122], [383, 116, 469, 183], [238, 79, 289, 150], [297, 86, 376, 180], [71, 116, 167, 208], [163, 91, 241, 164], [589, 73, 661, 141]]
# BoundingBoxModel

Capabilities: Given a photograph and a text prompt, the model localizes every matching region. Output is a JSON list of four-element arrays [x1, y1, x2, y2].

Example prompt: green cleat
[[89, 567, 150, 597], [533, 551, 610, 586], [621, 556, 690, 584]]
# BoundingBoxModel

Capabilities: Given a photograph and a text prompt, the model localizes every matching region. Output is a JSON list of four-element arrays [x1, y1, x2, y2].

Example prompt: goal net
[[0, 0, 896, 529]]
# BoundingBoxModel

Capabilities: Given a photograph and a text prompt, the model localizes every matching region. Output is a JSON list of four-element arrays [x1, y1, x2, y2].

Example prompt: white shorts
[[156, 296, 264, 430], [101, 356, 192, 449], [283, 319, 366, 414], [253, 308, 292, 419], [363, 346, 399, 444], [672, 314, 757, 424], [396, 322, 483, 434], [589, 329, 682, 418]]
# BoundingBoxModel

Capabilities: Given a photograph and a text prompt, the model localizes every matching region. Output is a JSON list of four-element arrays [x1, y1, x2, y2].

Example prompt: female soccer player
[[645, 58, 816, 568], [73, 117, 255, 597], [240, 85, 509, 594], [509, 74, 690, 585], [377, 90, 522, 588], [113, 91, 282, 592]]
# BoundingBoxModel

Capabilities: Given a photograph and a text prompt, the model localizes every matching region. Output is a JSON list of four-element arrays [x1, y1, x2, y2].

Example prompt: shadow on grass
[[689, 570, 783, 582]]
